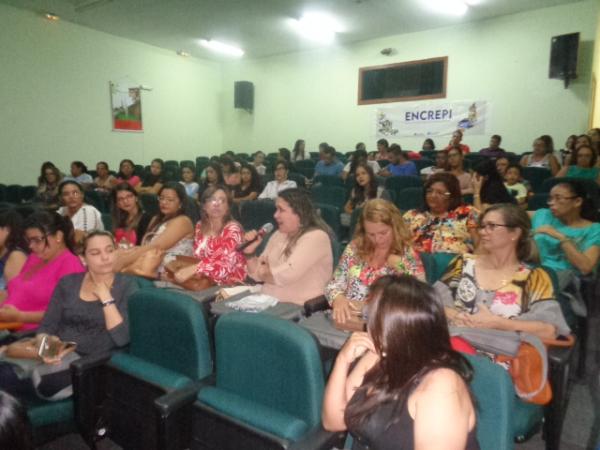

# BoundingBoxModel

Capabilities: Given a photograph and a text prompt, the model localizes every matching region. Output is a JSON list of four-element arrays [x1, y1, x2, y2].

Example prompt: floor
[[38, 317, 600, 450]]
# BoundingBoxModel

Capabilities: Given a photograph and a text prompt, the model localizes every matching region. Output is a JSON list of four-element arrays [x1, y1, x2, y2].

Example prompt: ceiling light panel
[[288, 12, 343, 44]]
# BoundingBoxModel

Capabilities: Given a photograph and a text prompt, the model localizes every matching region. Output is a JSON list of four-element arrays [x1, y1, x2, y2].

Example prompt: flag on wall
[[375, 100, 489, 138]]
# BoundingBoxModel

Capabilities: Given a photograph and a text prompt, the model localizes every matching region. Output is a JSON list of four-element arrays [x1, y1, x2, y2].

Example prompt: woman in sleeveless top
[[322, 275, 479, 450], [520, 137, 560, 176]]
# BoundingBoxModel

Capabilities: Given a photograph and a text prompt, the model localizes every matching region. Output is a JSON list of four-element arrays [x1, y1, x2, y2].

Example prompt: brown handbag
[[121, 247, 165, 279], [164, 256, 216, 291]]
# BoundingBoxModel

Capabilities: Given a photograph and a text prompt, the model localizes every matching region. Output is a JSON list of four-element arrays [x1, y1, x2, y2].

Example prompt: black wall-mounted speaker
[[234, 81, 254, 112], [549, 32, 579, 86]]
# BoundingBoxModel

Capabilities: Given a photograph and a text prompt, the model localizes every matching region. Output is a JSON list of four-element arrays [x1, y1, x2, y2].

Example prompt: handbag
[[121, 247, 165, 279], [164, 255, 216, 291], [4, 334, 77, 361]]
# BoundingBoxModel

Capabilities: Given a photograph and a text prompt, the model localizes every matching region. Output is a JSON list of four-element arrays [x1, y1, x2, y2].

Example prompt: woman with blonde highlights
[[326, 199, 425, 323]]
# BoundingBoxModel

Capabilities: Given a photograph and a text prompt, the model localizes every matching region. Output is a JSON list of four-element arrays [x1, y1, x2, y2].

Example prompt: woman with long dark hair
[[233, 163, 262, 204], [243, 188, 333, 304], [112, 159, 141, 188], [110, 183, 152, 247], [472, 159, 514, 212], [292, 139, 306, 162], [344, 163, 386, 215], [0, 210, 27, 294], [137, 158, 164, 195], [323, 275, 479, 449], [36, 162, 63, 209]]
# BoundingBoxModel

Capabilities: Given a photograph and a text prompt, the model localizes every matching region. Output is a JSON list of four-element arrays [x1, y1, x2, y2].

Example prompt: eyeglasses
[[477, 222, 512, 232], [61, 190, 81, 197], [25, 234, 48, 246], [425, 189, 451, 197], [158, 196, 178, 204], [547, 195, 577, 203], [208, 198, 226, 205], [116, 194, 135, 203]]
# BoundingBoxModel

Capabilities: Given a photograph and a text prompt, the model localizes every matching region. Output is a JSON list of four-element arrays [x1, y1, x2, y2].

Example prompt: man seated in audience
[[318, 142, 329, 160], [504, 164, 528, 206], [479, 134, 506, 159], [420, 150, 447, 176], [250, 151, 266, 176], [380, 145, 417, 177], [444, 130, 470, 154], [314, 145, 344, 178], [375, 138, 391, 160]]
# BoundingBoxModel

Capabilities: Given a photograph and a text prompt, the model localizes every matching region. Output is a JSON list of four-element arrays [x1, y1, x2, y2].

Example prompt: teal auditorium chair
[[191, 313, 345, 450], [20, 185, 38, 203], [288, 172, 307, 188], [311, 185, 347, 210], [540, 177, 599, 207], [521, 167, 552, 193], [394, 187, 424, 212], [420, 150, 437, 159], [527, 193, 549, 211], [240, 199, 276, 231], [465, 354, 515, 450], [315, 203, 342, 240], [74, 288, 213, 450], [413, 158, 434, 172], [313, 174, 345, 187], [384, 175, 422, 193], [6, 184, 21, 203], [140, 193, 160, 217], [84, 190, 108, 213]]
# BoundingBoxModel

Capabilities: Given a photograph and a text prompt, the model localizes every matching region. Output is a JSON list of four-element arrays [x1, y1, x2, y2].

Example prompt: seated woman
[[171, 185, 247, 286], [63, 161, 93, 189], [200, 162, 225, 194], [555, 145, 600, 183], [36, 162, 63, 210], [258, 160, 297, 200], [520, 137, 560, 176], [0, 211, 27, 295], [233, 163, 262, 204], [93, 161, 115, 194], [446, 146, 473, 195], [180, 165, 200, 201], [472, 160, 514, 212], [343, 163, 388, 217], [322, 275, 479, 449], [403, 173, 479, 254], [436, 203, 570, 340], [114, 182, 194, 278], [251, 150, 267, 176], [329, 199, 425, 323], [220, 156, 241, 188], [342, 149, 381, 181], [111, 183, 153, 247], [0, 231, 135, 400], [112, 159, 141, 188], [57, 180, 104, 245], [1, 212, 84, 330], [242, 188, 333, 305], [136, 158, 165, 195], [531, 180, 600, 278]]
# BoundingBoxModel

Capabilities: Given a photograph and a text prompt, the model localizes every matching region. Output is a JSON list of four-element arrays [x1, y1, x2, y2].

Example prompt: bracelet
[[559, 238, 572, 245], [101, 299, 116, 307]]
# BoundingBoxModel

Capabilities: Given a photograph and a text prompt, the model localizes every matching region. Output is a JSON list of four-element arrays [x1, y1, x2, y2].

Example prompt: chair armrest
[[547, 344, 575, 367], [304, 296, 330, 317], [70, 352, 112, 375], [288, 425, 346, 450], [154, 383, 199, 417]]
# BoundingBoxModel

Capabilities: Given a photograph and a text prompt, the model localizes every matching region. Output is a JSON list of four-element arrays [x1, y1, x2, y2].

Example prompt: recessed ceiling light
[[288, 12, 343, 44], [199, 39, 244, 57], [44, 12, 60, 21]]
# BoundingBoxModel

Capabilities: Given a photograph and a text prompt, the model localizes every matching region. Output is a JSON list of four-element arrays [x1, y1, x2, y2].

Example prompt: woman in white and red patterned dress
[[172, 185, 247, 285]]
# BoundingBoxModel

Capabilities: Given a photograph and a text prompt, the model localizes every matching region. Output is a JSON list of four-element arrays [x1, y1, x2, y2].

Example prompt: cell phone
[[37, 335, 76, 359]]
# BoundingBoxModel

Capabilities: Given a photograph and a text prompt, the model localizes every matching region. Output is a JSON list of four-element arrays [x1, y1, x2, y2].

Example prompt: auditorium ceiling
[[1, 0, 585, 59]]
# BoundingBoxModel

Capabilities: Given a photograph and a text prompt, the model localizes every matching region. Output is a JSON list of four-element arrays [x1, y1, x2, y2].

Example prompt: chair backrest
[[521, 167, 552, 192], [384, 175, 422, 192], [239, 199, 276, 231], [139, 193, 159, 217], [20, 185, 38, 203], [394, 187, 424, 212], [314, 174, 344, 187], [527, 193, 549, 211], [539, 177, 600, 208], [215, 313, 324, 429], [288, 172, 306, 188], [5, 184, 21, 203], [315, 203, 341, 240], [311, 185, 347, 209], [128, 288, 212, 381], [420, 150, 437, 159], [413, 158, 434, 172], [419, 252, 458, 284], [464, 354, 515, 450]]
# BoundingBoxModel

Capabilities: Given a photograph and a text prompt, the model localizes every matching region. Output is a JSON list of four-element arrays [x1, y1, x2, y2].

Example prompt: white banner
[[375, 100, 490, 138]]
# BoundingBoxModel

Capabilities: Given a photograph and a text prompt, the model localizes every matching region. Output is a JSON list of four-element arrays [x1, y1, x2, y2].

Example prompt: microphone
[[237, 223, 274, 251]]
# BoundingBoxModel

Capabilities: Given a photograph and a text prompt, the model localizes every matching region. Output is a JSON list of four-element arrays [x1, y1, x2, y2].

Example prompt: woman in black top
[[233, 163, 261, 204], [111, 183, 152, 247], [473, 159, 514, 212], [137, 158, 164, 195], [322, 275, 479, 450]]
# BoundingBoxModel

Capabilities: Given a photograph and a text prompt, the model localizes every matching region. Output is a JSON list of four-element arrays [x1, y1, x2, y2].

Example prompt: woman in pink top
[[112, 159, 141, 188], [0, 212, 85, 330], [243, 188, 334, 305]]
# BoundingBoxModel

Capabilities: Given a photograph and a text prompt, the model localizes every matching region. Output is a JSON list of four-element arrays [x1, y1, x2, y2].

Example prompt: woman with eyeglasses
[[110, 183, 153, 247], [258, 160, 297, 200], [435, 203, 570, 340], [403, 173, 479, 254], [57, 180, 103, 246], [169, 185, 246, 287], [114, 182, 194, 278], [531, 180, 600, 277], [0, 212, 84, 330], [555, 145, 600, 183]]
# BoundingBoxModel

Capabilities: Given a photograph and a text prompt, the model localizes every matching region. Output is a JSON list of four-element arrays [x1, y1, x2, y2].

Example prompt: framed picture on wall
[[110, 81, 143, 132]]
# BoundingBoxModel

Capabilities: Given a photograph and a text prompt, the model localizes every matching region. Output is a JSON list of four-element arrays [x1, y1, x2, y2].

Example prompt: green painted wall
[[0, 4, 223, 185], [221, 1, 599, 155]]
